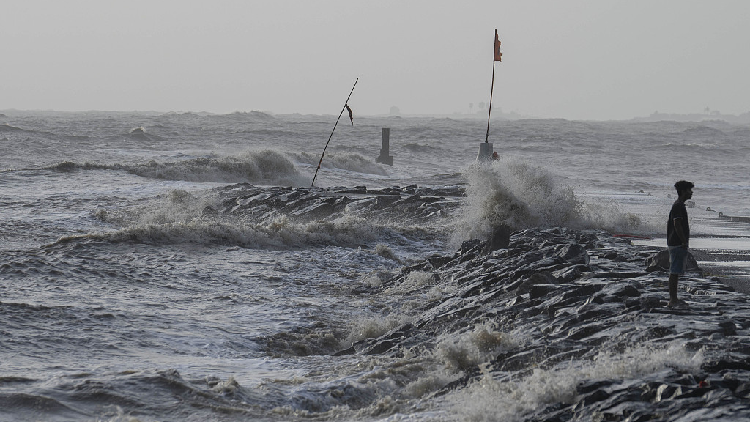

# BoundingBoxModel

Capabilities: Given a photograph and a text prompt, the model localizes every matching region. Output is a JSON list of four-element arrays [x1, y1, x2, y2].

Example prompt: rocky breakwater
[[214, 183, 465, 223], [344, 228, 750, 421]]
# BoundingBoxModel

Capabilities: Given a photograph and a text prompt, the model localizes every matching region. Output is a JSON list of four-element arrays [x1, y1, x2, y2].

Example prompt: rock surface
[[215, 183, 465, 224], [224, 185, 750, 420], [344, 227, 750, 421]]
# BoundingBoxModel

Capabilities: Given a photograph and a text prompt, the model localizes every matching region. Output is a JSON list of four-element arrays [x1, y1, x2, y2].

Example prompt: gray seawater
[[1, 111, 749, 421]]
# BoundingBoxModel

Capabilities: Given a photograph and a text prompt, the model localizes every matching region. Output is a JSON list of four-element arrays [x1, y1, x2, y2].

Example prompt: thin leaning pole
[[311, 78, 358, 187]]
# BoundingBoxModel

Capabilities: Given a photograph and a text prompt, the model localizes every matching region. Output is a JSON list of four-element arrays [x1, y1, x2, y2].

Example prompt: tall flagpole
[[485, 63, 496, 143], [311, 78, 358, 187]]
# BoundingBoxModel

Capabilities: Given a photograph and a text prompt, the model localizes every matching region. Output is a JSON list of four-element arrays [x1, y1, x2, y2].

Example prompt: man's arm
[[673, 217, 688, 247]]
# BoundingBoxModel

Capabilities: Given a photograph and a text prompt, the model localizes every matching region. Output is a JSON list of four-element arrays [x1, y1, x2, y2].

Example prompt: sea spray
[[374, 244, 399, 262], [345, 314, 413, 347], [451, 159, 581, 246], [8, 112, 750, 422], [452, 159, 641, 247], [85, 188, 392, 248], [449, 342, 703, 422], [434, 324, 516, 372], [94, 188, 222, 226]]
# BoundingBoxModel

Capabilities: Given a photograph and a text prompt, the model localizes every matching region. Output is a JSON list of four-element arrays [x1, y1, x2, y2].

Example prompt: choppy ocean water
[[1, 110, 750, 421]]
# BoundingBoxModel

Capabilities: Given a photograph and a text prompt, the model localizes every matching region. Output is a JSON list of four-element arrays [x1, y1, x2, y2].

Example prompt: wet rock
[[340, 226, 750, 421], [215, 183, 463, 227], [556, 243, 590, 265], [427, 254, 452, 270], [701, 357, 750, 372], [656, 384, 681, 401], [637, 294, 663, 310], [734, 382, 750, 398], [719, 320, 738, 336], [484, 224, 512, 253], [553, 264, 589, 283], [460, 239, 482, 255], [517, 272, 558, 296], [645, 248, 701, 273], [591, 283, 641, 303], [528, 283, 560, 300], [572, 388, 611, 410]]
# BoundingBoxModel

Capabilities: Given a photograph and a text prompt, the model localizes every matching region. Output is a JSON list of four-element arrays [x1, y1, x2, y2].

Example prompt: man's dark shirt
[[667, 200, 689, 246]]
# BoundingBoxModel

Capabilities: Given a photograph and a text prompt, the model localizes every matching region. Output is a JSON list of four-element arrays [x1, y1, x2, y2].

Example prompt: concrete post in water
[[376, 128, 394, 166], [476, 142, 494, 161]]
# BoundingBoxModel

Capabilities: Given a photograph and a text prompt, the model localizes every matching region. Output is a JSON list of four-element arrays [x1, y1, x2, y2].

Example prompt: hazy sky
[[3, 0, 749, 120]]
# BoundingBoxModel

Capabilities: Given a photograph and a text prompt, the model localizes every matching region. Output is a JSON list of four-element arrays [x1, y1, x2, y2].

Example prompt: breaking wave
[[55, 189, 381, 249], [57, 216, 377, 250], [0, 123, 27, 133], [452, 159, 641, 245], [129, 150, 306, 185], [45, 149, 307, 185], [448, 342, 703, 422]]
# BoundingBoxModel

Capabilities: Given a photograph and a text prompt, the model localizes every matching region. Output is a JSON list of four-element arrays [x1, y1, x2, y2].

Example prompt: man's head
[[674, 180, 694, 199]]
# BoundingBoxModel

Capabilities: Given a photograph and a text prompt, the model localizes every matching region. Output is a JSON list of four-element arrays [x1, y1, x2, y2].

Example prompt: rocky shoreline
[[214, 183, 465, 224], [213, 184, 750, 420], [346, 227, 750, 421]]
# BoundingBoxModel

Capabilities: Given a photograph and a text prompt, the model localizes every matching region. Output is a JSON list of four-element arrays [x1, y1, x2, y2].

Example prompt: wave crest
[[62, 189, 381, 249], [452, 159, 641, 245], [58, 214, 378, 250], [130, 150, 305, 185], [46, 150, 307, 185]]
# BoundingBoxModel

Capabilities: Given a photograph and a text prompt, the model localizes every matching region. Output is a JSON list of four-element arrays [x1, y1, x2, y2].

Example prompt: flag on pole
[[494, 29, 502, 62], [345, 104, 353, 126], [486, 29, 501, 143]]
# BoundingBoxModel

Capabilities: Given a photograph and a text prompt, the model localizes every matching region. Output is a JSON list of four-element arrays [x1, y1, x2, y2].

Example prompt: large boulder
[[556, 243, 590, 265], [484, 224, 512, 253], [645, 249, 700, 273]]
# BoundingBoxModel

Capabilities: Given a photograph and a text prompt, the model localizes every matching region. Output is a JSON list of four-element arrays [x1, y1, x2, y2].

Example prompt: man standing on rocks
[[667, 180, 694, 308]]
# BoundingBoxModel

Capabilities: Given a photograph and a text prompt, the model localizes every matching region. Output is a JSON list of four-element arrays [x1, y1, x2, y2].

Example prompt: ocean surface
[[1, 110, 749, 421]]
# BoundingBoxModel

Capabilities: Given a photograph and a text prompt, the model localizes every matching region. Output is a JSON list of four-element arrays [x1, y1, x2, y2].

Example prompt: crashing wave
[[45, 150, 308, 185], [128, 150, 307, 185], [58, 185, 462, 249], [451, 158, 642, 247]]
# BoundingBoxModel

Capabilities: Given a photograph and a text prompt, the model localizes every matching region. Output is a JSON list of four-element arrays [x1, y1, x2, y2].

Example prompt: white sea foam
[[451, 159, 642, 246], [7, 112, 750, 422], [374, 244, 399, 262], [385, 271, 437, 295], [434, 324, 516, 372], [80, 214, 380, 249], [360, 271, 396, 288], [446, 342, 703, 422], [345, 313, 413, 346], [83, 189, 384, 248]]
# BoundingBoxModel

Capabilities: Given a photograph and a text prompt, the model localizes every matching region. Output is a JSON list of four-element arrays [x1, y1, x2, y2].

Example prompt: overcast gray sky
[[3, 0, 749, 120]]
